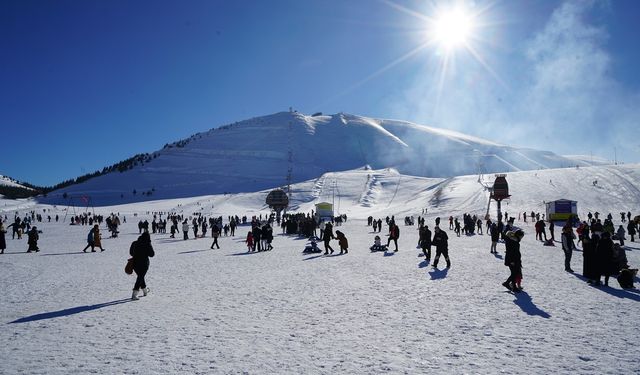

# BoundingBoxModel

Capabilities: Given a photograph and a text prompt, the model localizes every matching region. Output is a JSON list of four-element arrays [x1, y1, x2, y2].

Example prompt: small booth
[[315, 202, 334, 221], [546, 199, 578, 223]]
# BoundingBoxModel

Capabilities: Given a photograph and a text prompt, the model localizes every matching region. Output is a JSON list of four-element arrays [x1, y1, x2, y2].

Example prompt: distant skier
[[130, 231, 155, 300]]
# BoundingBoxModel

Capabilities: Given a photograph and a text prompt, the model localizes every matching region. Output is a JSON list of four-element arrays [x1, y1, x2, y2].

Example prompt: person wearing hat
[[503, 229, 524, 292]]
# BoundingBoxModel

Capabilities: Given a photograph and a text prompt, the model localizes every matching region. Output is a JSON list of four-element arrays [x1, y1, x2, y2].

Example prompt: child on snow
[[370, 235, 387, 252], [245, 232, 254, 252], [303, 237, 321, 253]]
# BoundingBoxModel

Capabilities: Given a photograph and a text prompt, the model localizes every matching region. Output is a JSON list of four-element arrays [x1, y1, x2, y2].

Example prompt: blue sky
[[1, 0, 639, 186]]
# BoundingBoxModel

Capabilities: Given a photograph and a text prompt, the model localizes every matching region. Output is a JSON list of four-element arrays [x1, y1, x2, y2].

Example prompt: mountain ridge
[[23, 110, 612, 205]]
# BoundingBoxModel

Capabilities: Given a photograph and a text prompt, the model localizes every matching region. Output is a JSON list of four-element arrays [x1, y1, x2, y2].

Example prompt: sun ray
[[315, 40, 435, 109], [464, 43, 509, 91]]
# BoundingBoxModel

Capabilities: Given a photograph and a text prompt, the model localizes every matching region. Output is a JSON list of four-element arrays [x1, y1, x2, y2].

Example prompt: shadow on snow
[[9, 299, 132, 324], [178, 249, 214, 254], [429, 268, 449, 280], [511, 291, 551, 318]]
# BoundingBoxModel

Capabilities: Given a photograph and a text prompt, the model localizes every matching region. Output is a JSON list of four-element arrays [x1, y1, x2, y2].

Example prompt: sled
[[369, 244, 388, 252]]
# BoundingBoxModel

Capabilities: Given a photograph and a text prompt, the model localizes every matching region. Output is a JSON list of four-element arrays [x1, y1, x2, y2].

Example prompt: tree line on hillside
[[2, 153, 158, 199]]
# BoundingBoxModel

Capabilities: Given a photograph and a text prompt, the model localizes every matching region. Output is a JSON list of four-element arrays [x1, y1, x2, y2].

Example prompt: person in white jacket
[[182, 220, 190, 240]]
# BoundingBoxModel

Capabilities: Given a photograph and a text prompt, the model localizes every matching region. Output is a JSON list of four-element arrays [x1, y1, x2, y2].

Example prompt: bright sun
[[431, 8, 474, 49]]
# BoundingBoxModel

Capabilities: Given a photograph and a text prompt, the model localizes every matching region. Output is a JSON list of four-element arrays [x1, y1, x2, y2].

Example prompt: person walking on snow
[[336, 230, 349, 254], [387, 223, 400, 252], [431, 226, 450, 269], [130, 231, 155, 300], [503, 229, 524, 292], [323, 221, 335, 255], [419, 225, 432, 260], [210, 225, 220, 249]]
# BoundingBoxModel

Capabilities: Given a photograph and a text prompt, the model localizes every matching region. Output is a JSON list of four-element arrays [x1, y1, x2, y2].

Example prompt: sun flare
[[430, 8, 475, 49]]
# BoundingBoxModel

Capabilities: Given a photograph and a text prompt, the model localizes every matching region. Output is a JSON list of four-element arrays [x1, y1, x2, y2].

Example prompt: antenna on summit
[[286, 120, 293, 200]]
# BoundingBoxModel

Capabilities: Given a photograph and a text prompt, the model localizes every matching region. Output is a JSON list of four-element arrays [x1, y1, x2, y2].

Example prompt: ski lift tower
[[266, 189, 289, 223], [490, 174, 510, 222]]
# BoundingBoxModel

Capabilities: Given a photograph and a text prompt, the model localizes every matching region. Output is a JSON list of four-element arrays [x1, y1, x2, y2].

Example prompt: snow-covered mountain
[[39, 111, 607, 205], [0, 175, 30, 189]]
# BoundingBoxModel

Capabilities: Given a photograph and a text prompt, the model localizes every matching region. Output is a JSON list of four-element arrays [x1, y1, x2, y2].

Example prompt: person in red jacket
[[386, 223, 400, 252]]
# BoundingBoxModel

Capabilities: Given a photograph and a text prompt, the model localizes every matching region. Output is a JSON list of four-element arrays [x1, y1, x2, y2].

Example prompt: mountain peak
[[40, 111, 607, 205]]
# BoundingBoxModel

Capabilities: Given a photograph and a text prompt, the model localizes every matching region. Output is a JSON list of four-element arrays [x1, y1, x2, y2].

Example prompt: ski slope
[[36, 111, 606, 206]]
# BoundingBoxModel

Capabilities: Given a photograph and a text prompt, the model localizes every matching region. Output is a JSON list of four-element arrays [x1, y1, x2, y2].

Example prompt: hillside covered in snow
[[36, 111, 608, 206]]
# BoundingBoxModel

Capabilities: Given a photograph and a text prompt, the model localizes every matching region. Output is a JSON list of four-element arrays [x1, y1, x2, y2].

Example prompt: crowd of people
[[1, 204, 638, 300]]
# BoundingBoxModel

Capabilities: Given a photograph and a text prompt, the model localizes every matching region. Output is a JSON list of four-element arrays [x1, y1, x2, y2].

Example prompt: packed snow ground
[[1, 164, 640, 374]]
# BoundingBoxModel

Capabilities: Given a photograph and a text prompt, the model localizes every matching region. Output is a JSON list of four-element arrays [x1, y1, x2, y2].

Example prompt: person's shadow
[[511, 291, 551, 318], [429, 267, 449, 280], [9, 299, 132, 324]]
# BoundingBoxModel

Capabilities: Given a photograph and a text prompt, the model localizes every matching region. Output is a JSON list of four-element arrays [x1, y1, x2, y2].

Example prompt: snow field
[[1, 215, 639, 374]]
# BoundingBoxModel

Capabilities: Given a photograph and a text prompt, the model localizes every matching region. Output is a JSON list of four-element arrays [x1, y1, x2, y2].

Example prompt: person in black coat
[[595, 232, 614, 286], [27, 227, 39, 253], [130, 231, 155, 300], [490, 222, 500, 254], [561, 226, 576, 272], [419, 225, 432, 260], [323, 221, 335, 255], [0, 221, 6, 254], [431, 226, 450, 269], [582, 235, 598, 284], [252, 225, 262, 252], [503, 229, 524, 292]]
